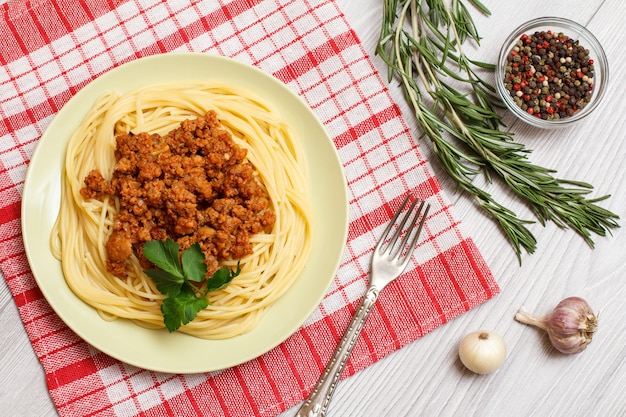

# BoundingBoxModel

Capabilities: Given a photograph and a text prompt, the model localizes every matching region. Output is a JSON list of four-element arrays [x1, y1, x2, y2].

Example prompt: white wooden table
[[2, 1, 624, 416]]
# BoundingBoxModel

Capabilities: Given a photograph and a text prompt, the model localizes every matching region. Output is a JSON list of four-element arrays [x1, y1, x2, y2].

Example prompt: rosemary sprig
[[376, 0, 619, 262]]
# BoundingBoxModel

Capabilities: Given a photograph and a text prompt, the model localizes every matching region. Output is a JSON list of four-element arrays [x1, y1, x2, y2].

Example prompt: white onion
[[458, 330, 507, 374]]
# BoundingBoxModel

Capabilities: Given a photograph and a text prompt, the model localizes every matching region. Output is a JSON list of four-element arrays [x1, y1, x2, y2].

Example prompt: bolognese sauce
[[81, 110, 276, 278]]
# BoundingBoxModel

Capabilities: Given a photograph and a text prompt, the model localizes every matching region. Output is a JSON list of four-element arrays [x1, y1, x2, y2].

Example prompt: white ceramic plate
[[21, 53, 348, 374]]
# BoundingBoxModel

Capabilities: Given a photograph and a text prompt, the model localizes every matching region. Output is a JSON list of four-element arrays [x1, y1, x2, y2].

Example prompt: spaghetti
[[51, 81, 312, 339]]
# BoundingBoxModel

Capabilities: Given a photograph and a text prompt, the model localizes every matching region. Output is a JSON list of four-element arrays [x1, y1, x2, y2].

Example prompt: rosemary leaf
[[466, 0, 491, 16]]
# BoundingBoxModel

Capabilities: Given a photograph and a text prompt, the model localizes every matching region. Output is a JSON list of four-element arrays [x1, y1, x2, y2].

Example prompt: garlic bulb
[[458, 330, 507, 374], [515, 296, 598, 354]]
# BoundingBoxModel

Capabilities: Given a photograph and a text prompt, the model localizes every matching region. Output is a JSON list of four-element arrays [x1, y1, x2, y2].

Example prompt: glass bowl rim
[[495, 16, 609, 129]]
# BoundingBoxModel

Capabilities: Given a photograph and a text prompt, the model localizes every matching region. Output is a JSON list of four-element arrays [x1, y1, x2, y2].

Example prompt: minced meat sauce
[[81, 110, 276, 278]]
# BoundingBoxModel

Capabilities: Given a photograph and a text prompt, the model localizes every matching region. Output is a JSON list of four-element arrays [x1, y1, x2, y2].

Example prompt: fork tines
[[378, 194, 430, 261]]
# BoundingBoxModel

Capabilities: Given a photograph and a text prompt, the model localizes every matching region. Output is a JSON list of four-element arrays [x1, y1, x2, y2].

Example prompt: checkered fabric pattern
[[0, 0, 499, 416]]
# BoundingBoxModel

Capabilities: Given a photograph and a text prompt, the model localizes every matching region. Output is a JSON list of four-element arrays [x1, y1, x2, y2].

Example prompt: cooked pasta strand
[[51, 82, 312, 339]]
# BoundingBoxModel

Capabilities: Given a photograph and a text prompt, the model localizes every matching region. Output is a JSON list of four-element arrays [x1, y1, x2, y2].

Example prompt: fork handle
[[295, 286, 380, 417]]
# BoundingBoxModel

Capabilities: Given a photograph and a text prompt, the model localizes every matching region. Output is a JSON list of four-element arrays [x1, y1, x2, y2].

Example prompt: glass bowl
[[495, 17, 609, 129]]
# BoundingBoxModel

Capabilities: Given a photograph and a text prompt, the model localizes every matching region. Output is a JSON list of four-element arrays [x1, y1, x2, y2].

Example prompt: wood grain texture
[[1, 1, 624, 416]]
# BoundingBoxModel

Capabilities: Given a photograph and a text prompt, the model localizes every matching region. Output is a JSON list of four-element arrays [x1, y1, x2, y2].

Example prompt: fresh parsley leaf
[[205, 263, 241, 292], [144, 268, 184, 296], [142, 239, 241, 333], [161, 286, 209, 333], [143, 238, 184, 280], [181, 243, 207, 282]]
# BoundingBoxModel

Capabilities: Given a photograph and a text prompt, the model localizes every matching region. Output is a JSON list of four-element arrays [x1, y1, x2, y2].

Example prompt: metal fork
[[295, 194, 431, 417]]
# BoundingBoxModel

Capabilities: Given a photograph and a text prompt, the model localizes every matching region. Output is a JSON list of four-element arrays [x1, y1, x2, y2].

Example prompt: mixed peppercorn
[[503, 30, 595, 120]]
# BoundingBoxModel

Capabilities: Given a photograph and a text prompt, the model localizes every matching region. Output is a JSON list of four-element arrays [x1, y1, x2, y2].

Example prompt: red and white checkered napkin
[[0, 0, 498, 416]]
